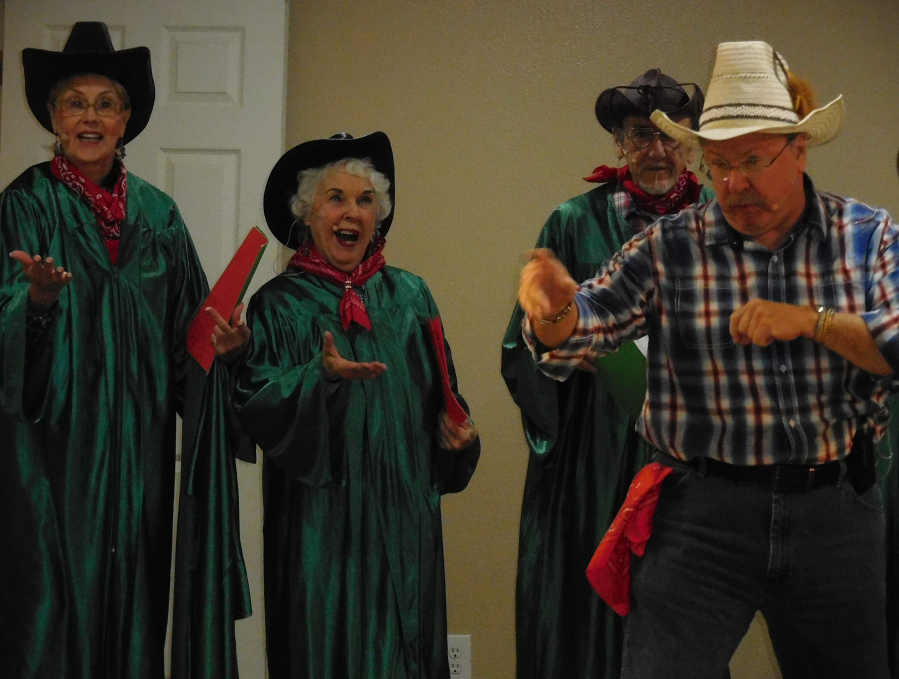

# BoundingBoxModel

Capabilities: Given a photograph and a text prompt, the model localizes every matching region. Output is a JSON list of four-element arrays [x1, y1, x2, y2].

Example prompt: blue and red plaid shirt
[[525, 176, 899, 465]]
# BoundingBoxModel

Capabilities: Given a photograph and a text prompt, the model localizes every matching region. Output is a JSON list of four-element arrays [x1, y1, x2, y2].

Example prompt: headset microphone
[[769, 171, 799, 212]]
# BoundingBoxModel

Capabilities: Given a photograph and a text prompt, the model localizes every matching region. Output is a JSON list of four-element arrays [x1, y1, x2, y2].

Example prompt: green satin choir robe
[[0, 163, 250, 679], [501, 182, 714, 679], [234, 265, 480, 679]]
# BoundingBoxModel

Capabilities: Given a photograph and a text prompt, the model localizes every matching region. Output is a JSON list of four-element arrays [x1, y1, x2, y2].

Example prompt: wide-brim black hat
[[263, 131, 395, 248], [595, 68, 703, 133], [22, 21, 155, 145]]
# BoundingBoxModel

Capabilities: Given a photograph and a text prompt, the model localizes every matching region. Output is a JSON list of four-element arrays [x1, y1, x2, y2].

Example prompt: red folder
[[187, 227, 269, 372], [426, 317, 469, 426]]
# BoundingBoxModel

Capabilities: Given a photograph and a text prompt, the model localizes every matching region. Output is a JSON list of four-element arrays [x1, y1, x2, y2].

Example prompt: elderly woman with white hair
[[234, 132, 480, 679]]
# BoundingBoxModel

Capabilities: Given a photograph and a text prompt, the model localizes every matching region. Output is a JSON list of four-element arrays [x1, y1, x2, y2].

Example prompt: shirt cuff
[[522, 293, 595, 381]]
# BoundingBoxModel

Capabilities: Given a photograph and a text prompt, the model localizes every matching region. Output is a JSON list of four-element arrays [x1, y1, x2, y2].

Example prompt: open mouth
[[77, 132, 103, 142], [334, 228, 360, 246]]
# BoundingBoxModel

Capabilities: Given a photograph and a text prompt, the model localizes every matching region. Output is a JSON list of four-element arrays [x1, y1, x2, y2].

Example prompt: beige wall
[[283, 1, 899, 678]]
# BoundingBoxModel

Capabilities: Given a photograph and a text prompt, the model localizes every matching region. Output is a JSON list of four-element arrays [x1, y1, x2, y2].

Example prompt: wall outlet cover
[[447, 634, 472, 679]]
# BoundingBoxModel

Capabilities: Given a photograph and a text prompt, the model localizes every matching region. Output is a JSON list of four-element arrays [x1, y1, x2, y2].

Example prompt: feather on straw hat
[[651, 41, 844, 148]]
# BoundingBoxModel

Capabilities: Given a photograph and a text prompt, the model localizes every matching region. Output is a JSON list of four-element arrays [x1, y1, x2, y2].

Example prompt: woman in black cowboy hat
[[233, 132, 480, 679], [0, 22, 249, 679]]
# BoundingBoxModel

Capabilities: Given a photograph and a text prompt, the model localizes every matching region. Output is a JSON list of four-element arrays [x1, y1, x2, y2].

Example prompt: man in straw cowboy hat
[[517, 40, 899, 677], [501, 68, 712, 679]]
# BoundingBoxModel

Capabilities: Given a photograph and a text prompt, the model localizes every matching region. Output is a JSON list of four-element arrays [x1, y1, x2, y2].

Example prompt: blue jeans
[[621, 454, 888, 679]]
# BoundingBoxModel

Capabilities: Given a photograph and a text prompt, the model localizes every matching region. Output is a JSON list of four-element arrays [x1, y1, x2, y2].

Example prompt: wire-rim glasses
[[704, 136, 797, 183], [55, 95, 125, 119]]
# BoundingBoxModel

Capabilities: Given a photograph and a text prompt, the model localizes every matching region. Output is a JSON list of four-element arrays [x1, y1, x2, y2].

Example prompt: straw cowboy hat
[[263, 132, 396, 248], [651, 41, 844, 148], [22, 21, 155, 144]]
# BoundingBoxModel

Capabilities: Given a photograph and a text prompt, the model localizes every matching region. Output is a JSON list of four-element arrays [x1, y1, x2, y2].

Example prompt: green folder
[[594, 340, 647, 419]]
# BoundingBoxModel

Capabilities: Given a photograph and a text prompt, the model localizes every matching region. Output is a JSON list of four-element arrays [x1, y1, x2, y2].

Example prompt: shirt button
[[772, 255, 779, 263], [780, 365, 787, 372], [789, 419, 796, 427]]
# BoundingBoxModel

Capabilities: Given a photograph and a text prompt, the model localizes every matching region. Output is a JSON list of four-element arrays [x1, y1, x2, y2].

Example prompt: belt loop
[[697, 457, 707, 478], [836, 458, 848, 488]]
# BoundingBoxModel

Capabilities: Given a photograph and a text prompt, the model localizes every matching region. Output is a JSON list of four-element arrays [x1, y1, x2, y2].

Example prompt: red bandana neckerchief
[[583, 165, 702, 215], [51, 154, 127, 263], [288, 238, 386, 330]]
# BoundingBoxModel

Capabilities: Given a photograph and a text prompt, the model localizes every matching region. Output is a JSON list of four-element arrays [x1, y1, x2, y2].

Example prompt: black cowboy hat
[[263, 132, 396, 248], [22, 21, 155, 145], [595, 69, 703, 133]]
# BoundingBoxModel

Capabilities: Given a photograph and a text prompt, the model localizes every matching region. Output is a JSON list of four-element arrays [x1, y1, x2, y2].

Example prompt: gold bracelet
[[538, 301, 573, 325], [813, 306, 836, 343]]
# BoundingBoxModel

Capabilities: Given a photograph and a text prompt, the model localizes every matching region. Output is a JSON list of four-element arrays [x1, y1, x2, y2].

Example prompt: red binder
[[426, 317, 468, 426], [186, 227, 269, 372]]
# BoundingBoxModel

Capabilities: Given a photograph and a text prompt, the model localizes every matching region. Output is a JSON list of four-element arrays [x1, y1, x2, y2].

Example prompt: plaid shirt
[[525, 176, 899, 465]]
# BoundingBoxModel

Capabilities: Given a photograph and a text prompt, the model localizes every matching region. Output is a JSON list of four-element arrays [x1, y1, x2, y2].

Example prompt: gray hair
[[47, 73, 131, 111], [289, 158, 392, 230]]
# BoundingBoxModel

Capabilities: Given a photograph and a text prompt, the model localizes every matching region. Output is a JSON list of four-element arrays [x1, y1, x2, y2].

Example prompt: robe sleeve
[[234, 280, 350, 486], [165, 200, 251, 679], [500, 208, 571, 459], [421, 286, 480, 494], [0, 186, 58, 422]]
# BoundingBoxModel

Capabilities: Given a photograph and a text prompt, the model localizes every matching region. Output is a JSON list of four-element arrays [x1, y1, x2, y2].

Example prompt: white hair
[[289, 158, 392, 230]]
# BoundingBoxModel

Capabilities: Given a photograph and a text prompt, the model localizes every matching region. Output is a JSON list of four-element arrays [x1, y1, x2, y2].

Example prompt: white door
[[0, 2, 286, 677]]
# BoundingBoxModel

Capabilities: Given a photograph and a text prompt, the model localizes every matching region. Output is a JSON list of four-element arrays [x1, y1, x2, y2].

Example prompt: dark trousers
[[621, 455, 888, 679]]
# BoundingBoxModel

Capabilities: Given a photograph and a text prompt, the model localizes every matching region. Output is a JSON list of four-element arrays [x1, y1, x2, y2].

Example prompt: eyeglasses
[[704, 137, 795, 183], [623, 127, 682, 151], [55, 95, 125, 118]]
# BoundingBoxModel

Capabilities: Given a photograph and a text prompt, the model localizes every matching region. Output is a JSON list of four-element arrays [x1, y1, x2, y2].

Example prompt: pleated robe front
[[0, 162, 250, 679]]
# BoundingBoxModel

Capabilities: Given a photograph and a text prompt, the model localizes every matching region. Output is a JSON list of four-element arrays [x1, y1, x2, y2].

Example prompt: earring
[[53, 136, 63, 156], [115, 138, 126, 161]]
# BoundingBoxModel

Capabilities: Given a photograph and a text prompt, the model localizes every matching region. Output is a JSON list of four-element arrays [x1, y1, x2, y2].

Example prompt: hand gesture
[[322, 330, 386, 381], [207, 303, 251, 363], [437, 410, 478, 450], [10, 251, 73, 310], [518, 248, 577, 320], [730, 299, 817, 347]]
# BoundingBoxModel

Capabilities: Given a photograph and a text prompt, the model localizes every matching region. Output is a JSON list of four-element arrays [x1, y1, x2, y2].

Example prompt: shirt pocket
[[674, 278, 737, 349], [814, 266, 868, 313]]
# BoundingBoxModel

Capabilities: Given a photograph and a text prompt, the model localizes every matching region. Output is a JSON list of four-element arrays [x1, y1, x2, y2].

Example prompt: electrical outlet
[[447, 634, 472, 678]]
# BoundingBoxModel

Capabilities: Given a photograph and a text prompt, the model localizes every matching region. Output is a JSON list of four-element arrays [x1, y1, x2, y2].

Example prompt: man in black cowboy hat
[[0, 22, 250, 679], [501, 68, 711, 679]]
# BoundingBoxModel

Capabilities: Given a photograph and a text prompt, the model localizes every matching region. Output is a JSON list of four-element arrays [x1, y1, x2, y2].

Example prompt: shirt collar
[[612, 182, 660, 228]]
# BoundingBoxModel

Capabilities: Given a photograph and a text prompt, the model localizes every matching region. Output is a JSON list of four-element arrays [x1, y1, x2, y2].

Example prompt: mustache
[[725, 192, 766, 209]]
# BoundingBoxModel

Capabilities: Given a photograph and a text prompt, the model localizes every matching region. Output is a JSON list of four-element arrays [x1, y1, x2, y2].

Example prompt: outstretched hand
[[518, 248, 578, 320], [322, 330, 386, 381], [10, 251, 73, 310], [207, 302, 251, 363]]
